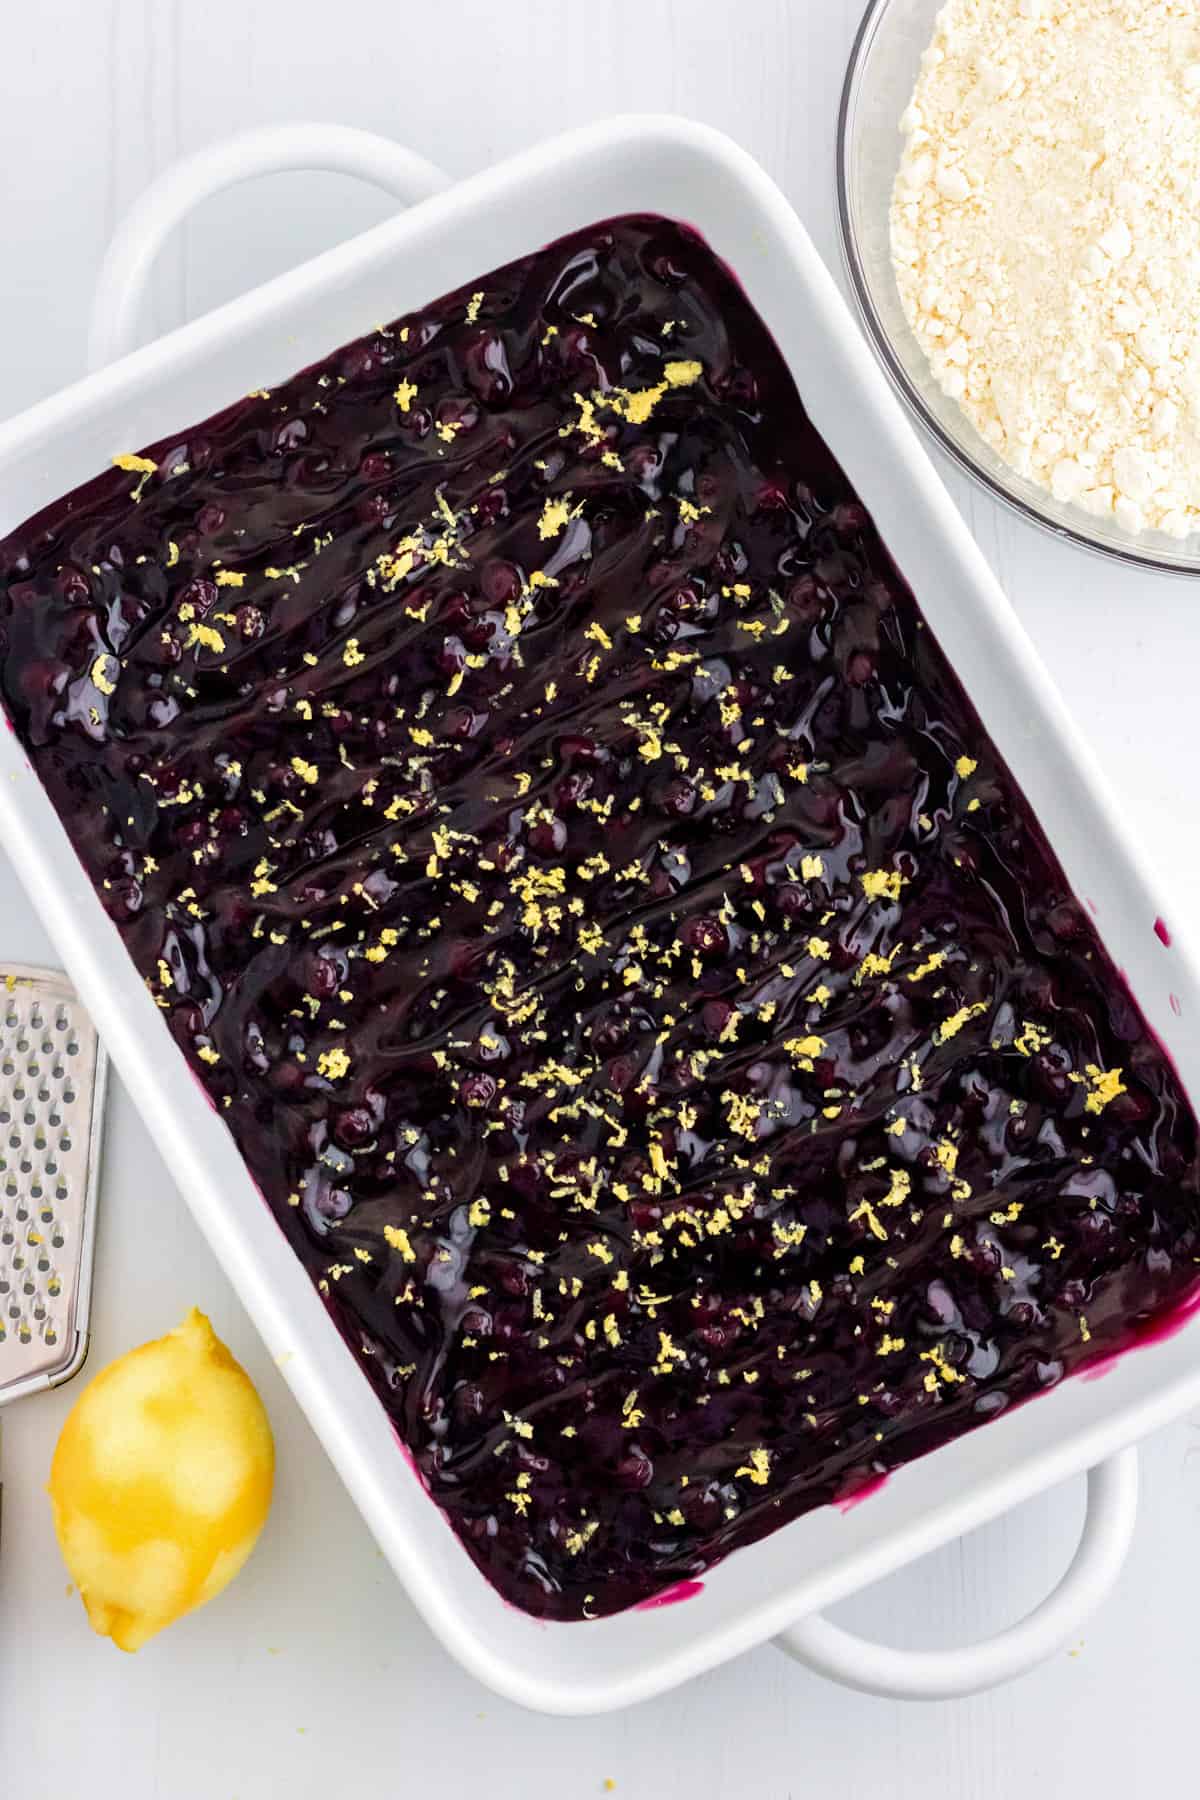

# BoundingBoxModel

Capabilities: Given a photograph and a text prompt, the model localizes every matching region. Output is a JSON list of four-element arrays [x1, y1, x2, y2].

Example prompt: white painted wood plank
[[2, 2, 1198, 1794]]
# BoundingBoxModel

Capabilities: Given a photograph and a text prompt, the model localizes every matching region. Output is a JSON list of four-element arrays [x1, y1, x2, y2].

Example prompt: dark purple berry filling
[[2, 216, 1198, 1620]]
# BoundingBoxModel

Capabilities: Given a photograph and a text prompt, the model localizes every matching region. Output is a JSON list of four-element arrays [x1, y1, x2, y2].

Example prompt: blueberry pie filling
[[3, 216, 1197, 1619]]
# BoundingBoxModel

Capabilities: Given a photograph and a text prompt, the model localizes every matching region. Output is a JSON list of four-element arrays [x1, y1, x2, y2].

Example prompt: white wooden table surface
[[2, 3, 1199, 1793]]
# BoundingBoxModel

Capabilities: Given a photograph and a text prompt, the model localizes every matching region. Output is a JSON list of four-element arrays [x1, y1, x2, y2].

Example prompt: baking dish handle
[[775, 1448, 1138, 1700], [87, 123, 451, 371]]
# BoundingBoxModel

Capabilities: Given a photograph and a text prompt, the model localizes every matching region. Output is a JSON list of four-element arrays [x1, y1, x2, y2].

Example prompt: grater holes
[[1, 984, 96, 1391]]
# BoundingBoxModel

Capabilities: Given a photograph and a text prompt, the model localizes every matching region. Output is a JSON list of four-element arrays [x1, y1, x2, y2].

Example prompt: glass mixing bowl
[[837, 0, 1200, 575]]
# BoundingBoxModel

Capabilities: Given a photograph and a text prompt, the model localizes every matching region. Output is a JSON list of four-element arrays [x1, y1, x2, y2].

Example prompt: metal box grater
[[0, 965, 107, 1406]]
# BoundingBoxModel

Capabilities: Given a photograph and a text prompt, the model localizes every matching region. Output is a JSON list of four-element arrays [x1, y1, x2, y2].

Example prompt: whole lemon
[[48, 1308, 274, 1651]]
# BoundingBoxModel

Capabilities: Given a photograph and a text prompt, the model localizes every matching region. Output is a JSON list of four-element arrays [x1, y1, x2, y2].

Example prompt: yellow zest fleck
[[861, 868, 906, 902], [723, 1092, 762, 1140], [801, 855, 824, 880], [784, 1034, 826, 1069], [113, 453, 157, 475], [465, 290, 484, 323], [316, 1047, 351, 1082], [883, 1167, 911, 1207], [383, 1225, 417, 1262], [665, 359, 702, 387], [343, 638, 364, 668], [1071, 1063, 1127, 1114], [196, 1045, 220, 1065], [215, 570, 245, 588], [90, 655, 118, 696], [772, 1220, 807, 1253], [538, 496, 571, 540], [652, 1331, 685, 1375], [850, 1200, 888, 1241], [290, 756, 319, 786], [934, 1001, 988, 1044], [921, 1343, 965, 1390], [855, 947, 901, 986], [186, 622, 226, 655], [1014, 1020, 1051, 1057], [394, 379, 419, 412], [735, 1447, 771, 1487], [955, 755, 978, 779], [908, 951, 947, 983]]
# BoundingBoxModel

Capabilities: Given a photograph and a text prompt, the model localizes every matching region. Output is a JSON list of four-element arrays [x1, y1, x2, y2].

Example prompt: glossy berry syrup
[[2, 217, 1198, 1620]]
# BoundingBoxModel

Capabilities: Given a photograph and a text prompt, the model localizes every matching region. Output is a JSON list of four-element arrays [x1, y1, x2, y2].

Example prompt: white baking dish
[[1, 114, 1197, 1711]]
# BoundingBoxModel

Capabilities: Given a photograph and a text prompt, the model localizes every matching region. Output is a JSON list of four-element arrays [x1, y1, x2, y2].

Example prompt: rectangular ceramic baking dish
[[1, 114, 1197, 1712]]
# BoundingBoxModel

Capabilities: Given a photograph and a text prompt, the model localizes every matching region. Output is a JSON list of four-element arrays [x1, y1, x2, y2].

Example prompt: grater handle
[[774, 1447, 1139, 1699], [86, 123, 452, 371]]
